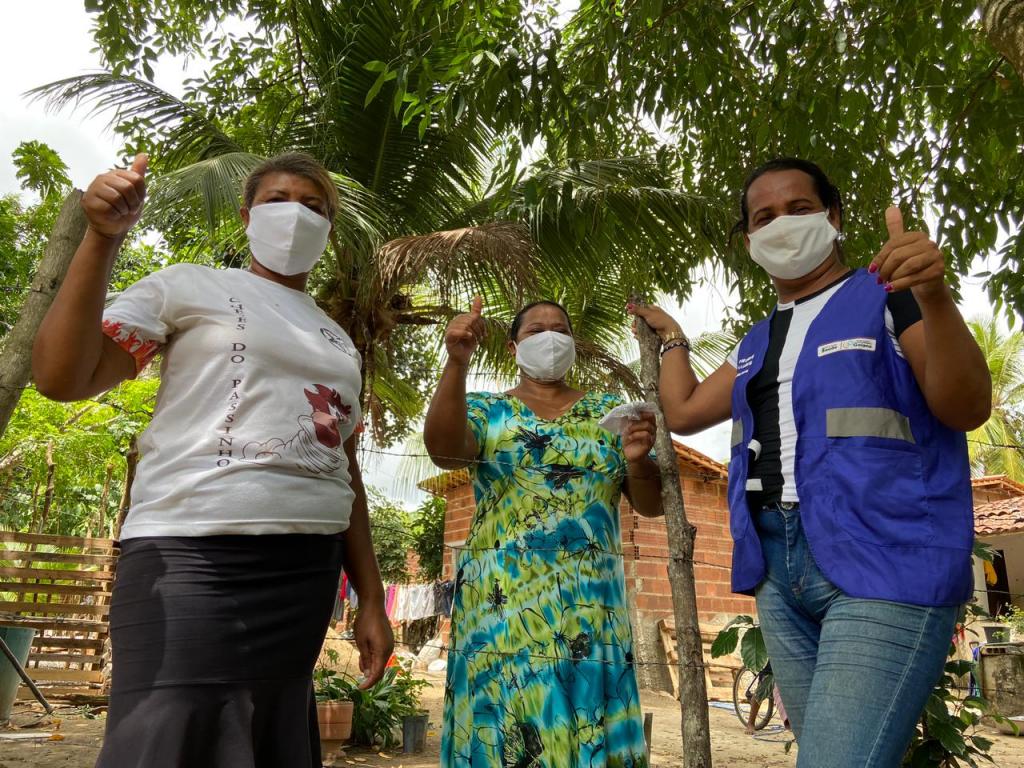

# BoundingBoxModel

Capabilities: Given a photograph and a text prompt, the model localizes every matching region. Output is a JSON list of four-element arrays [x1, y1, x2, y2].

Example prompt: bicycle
[[732, 662, 775, 732]]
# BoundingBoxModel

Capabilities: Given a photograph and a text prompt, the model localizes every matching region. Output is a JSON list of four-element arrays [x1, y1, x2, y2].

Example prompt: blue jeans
[[754, 503, 959, 767]]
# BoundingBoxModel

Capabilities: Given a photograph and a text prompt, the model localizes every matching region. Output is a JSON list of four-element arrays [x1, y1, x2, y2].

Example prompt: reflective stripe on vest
[[825, 407, 915, 444]]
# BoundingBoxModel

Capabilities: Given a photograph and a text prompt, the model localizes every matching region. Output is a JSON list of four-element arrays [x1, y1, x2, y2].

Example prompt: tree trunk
[[92, 463, 114, 538], [28, 479, 41, 530], [982, 0, 1024, 78], [38, 440, 56, 533], [114, 437, 138, 539], [0, 190, 87, 439], [634, 315, 713, 768]]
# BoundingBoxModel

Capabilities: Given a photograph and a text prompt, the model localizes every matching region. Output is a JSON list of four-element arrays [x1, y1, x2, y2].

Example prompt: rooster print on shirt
[[242, 384, 353, 474]]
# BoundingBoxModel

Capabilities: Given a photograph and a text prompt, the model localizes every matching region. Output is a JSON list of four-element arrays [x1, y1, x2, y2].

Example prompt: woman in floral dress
[[425, 298, 665, 767]]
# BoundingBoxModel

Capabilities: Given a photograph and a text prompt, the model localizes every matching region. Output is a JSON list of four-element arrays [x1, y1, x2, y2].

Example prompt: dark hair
[[243, 151, 339, 222], [508, 301, 574, 341], [732, 157, 843, 237]]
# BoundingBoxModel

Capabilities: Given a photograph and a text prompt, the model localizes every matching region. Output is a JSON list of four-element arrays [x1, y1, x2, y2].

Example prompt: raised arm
[[872, 206, 991, 431], [423, 297, 486, 469], [628, 304, 735, 435], [32, 155, 148, 401]]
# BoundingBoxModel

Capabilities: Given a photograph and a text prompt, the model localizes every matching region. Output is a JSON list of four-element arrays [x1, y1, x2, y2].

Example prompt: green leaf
[[365, 69, 398, 107], [930, 718, 967, 755], [710, 626, 740, 658], [740, 626, 768, 672], [363, 60, 387, 72]]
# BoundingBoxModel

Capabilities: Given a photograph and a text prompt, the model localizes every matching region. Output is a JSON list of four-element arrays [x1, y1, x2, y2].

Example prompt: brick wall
[[619, 466, 755, 691], [442, 482, 476, 580]]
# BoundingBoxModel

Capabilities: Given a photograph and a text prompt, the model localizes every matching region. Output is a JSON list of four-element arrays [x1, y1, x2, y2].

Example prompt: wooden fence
[[0, 530, 117, 700]]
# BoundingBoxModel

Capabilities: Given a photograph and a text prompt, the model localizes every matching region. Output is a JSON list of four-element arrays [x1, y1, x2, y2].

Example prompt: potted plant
[[348, 663, 429, 750], [314, 649, 355, 749]]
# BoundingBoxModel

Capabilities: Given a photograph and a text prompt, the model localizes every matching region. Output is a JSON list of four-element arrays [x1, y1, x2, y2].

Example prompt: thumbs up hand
[[869, 204, 946, 300], [445, 295, 486, 366], [82, 153, 148, 239]]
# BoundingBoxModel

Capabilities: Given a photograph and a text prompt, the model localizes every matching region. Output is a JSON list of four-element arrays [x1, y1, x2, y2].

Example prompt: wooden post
[[644, 711, 654, 764], [0, 190, 87, 438], [634, 310, 713, 768]]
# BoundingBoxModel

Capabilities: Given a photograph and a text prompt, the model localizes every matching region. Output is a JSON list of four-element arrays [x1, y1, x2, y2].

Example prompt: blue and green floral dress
[[441, 391, 648, 768]]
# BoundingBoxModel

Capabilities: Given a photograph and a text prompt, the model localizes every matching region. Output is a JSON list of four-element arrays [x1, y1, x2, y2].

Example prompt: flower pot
[[317, 699, 354, 742], [402, 710, 429, 754]]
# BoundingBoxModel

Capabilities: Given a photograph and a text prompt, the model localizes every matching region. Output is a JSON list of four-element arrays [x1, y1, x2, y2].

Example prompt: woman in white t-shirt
[[33, 151, 393, 768]]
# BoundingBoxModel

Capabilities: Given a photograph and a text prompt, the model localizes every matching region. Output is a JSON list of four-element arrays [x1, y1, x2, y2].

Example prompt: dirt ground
[[3, 639, 1024, 768]]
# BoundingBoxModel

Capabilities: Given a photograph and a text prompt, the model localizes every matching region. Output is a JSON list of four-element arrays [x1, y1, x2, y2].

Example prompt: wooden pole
[[634, 309, 713, 768], [0, 190, 87, 438]]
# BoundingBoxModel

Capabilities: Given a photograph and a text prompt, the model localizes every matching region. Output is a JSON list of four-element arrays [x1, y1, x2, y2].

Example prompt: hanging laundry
[[346, 581, 359, 610], [406, 585, 434, 621], [434, 580, 455, 617]]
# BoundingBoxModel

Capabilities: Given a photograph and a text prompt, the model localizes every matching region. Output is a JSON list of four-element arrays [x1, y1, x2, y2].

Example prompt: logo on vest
[[735, 354, 755, 377], [817, 337, 876, 357]]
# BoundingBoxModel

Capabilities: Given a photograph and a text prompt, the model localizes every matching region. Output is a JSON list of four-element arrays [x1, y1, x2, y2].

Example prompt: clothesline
[[337, 574, 454, 623]]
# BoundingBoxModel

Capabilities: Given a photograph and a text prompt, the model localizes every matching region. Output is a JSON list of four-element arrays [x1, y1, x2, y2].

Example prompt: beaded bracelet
[[661, 338, 691, 356]]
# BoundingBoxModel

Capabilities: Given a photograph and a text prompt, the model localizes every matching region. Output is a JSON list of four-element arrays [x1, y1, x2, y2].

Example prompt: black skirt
[[96, 533, 345, 768]]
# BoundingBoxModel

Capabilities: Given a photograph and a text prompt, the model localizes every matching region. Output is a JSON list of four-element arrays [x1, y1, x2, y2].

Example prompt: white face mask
[[515, 331, 576, 382], [747, 211, 838, 280], [245, 201, 331, 276]]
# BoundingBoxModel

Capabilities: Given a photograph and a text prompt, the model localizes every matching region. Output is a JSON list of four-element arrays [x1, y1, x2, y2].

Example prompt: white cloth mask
[[515, 331, 576, 382], [747, 211, 839, 280], [245, 202, 331, 276]]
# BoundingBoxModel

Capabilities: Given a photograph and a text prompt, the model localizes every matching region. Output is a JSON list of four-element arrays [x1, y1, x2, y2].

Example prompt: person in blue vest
[[630, 157, 991, 767]]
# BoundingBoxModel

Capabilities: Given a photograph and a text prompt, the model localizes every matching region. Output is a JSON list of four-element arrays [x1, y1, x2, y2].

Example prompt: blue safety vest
[[727, 269, 973, 607]]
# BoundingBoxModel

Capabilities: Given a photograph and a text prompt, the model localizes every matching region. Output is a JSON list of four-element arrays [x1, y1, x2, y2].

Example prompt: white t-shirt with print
[[102, 264, 362, 539]]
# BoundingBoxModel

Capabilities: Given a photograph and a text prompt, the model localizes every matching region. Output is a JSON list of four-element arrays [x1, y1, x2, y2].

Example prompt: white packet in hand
[[598, 402, 658, 435]]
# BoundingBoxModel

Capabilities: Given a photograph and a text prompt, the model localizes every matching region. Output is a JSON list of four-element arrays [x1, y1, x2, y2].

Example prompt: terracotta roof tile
[[975, 496, 1024, 536]]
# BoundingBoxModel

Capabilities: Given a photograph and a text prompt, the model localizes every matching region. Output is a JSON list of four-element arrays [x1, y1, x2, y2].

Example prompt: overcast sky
[[1, 2, 1013, 504]]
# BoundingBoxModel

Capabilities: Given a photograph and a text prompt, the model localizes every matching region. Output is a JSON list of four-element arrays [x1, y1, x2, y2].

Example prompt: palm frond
[[392, 430, 439, 502], [375, 222, 538, 305], [480, 156, 735, 298], [28, 74, 240, 165]]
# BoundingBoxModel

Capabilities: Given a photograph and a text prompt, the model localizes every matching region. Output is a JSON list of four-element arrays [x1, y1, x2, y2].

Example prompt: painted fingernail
[[868, 263, 878, 274], [876, 276, 883, 285], [884, 283, 894, 292]]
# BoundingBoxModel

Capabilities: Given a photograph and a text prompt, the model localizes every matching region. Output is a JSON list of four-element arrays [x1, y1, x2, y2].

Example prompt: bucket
[[0, 625, 37, 723], [402, 711, 429, 754]]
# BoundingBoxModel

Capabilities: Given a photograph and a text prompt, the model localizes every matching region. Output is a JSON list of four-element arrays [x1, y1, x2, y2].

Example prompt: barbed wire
[[386, 635, 706, 670], [362, 446, 693, 483], [374, 639, 1024, 696], [967, 438, 1024, 451]]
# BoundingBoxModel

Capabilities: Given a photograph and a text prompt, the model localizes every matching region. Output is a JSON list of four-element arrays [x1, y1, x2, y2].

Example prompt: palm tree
[[32, 0, 732, 445], [968, 317, 1024, 481]]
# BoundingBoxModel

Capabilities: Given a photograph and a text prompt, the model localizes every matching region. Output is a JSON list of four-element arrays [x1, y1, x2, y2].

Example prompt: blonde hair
[[242, 152, 339, 222]]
